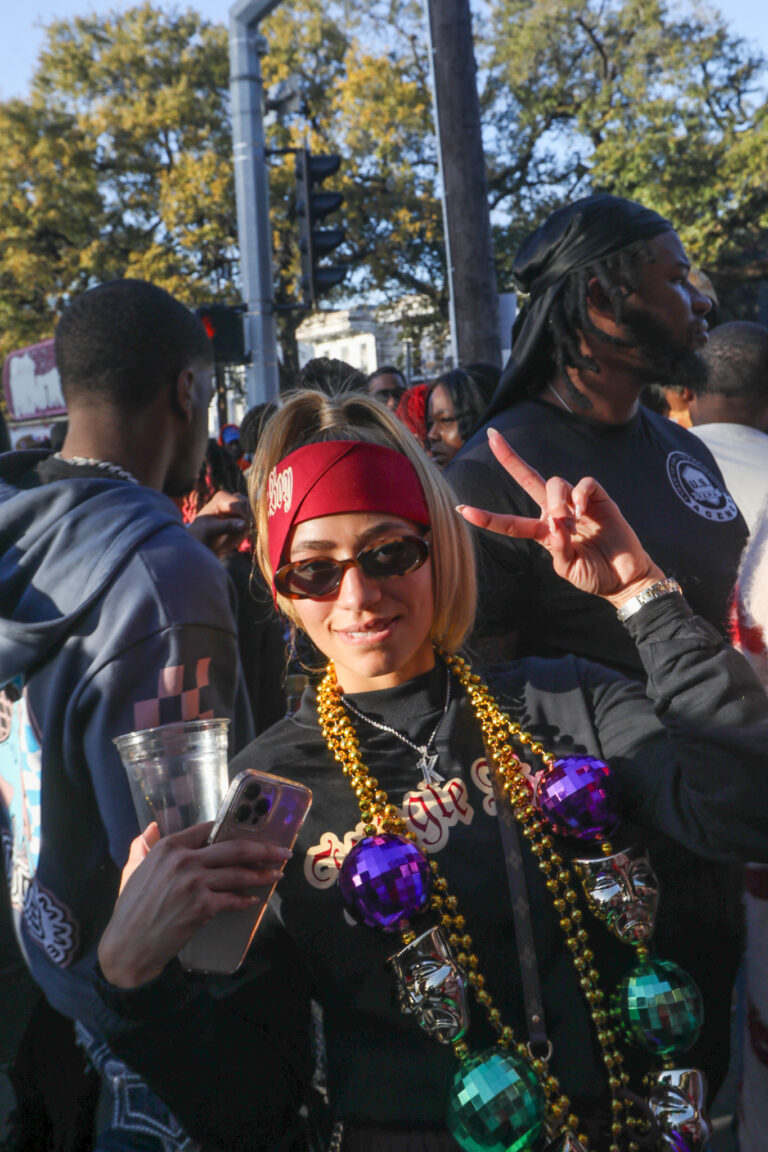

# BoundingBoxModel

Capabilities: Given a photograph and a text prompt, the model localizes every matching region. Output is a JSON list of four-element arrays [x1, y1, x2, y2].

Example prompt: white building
[[296, 296, 451, 382], [295, 292, 517, 380]]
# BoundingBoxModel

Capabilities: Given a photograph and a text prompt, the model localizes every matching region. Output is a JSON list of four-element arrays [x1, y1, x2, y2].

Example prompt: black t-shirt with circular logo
[[448, 399, 747, 677]]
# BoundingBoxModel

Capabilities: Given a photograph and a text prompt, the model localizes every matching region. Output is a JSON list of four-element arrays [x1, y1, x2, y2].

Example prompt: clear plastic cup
[[114, 718, 230, 836]]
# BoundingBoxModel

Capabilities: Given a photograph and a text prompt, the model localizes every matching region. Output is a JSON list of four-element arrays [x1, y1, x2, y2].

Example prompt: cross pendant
[[417, 750, 444, 788]]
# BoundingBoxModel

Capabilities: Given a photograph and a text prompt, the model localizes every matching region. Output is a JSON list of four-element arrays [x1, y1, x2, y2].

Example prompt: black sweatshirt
[[447, 399, 748, 676], [94, 597, 768, 1150]]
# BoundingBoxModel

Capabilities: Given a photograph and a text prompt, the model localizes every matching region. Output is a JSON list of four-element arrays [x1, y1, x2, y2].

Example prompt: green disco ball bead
[[613, 957, 704, 1057], [446, 1047, 545, 1152]]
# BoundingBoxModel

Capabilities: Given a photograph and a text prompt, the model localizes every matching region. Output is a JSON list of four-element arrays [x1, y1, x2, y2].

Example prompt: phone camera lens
[[244, 782, 261, 800], [254, 798, 270, 816], [235, 803, 251, 823]]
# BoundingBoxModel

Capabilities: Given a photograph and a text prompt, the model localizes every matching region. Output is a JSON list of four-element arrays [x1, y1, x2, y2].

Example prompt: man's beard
[[620, 305, 709, 390]]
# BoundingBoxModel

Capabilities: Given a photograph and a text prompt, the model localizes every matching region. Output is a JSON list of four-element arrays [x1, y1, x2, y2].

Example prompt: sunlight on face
[[288, 511, 435, 693]]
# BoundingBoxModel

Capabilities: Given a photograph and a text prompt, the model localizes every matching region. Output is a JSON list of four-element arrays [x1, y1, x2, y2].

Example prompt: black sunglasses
[[274, 535, 430, 600]]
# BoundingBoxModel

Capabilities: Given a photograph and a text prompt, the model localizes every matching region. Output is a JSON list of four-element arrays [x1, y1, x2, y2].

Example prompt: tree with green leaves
[[260, 0, 448, 377], [0, 1, 448, 374], [483, 0, 768, 310], [0, 0, 766, 371], [0, 98, 104, 359], [0, 6, 237, 363]]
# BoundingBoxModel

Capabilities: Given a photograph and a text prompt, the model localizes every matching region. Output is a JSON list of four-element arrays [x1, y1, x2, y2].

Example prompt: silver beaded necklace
[[54, 453, 140, 485], [340, 666, 451, 788]]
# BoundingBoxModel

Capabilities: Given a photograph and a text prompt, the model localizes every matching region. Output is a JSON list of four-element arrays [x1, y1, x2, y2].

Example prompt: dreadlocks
[[513, 239, 656, 408]]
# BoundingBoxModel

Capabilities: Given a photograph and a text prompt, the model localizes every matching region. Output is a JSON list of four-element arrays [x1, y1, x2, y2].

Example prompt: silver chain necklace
[[54, 453, 140, 485], [340, 666, 451, 788], [546, 382, 575, 415]]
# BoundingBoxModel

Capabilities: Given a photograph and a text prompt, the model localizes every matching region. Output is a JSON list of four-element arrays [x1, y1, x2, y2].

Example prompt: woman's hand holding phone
[[98, 820, 291, 990]]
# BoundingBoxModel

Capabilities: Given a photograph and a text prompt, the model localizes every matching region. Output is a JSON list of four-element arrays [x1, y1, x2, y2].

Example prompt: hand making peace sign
[[456, 428, 666, 612]]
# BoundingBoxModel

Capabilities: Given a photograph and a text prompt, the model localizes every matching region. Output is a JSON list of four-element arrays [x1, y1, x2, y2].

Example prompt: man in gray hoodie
[[0, 279, 253, 1147]]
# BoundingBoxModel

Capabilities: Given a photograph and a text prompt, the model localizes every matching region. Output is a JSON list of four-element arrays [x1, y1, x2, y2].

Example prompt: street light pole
[[229, 0, 282, 406]]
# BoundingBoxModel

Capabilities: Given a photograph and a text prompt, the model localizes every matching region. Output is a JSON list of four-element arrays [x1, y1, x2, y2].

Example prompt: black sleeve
[[92, 934, 314, 1152], [581, 595, 768, 861]]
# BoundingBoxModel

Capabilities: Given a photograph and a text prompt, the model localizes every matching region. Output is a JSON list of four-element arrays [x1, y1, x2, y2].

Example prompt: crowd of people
[[2, 193, 768, 1152]]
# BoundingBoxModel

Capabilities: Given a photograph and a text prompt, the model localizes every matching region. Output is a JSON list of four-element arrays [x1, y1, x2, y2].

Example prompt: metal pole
[[423, 0, 459, 368], [229, 0, 282, 406]]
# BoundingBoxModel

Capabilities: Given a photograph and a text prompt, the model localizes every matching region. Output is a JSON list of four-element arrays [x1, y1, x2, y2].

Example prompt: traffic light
[[295, 148, 346, 306], [194, 304, 245, 364]]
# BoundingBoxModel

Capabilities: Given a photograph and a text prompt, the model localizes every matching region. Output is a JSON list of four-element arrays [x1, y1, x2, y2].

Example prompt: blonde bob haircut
[[250, 388, 477, 654]]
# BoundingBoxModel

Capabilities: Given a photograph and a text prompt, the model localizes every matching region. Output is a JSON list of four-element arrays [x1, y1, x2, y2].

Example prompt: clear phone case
[[177, 768, 312, 973]]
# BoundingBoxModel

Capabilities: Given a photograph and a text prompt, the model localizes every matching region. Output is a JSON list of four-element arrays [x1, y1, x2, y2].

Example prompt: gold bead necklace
[[317, 653, 643, 1152]]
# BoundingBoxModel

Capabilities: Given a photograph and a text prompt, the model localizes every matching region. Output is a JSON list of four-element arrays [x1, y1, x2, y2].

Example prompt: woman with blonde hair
[[95, 387, 768, 1152]]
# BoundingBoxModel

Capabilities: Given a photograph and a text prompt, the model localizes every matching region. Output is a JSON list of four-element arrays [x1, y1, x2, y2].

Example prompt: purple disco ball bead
[[338, 833, 432, 931], [535, 755, 619, 842]]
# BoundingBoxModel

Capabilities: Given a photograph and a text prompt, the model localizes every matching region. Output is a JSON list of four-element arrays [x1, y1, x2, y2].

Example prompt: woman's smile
[[288, 511, 435, 693], [335, 615, 400, 643]]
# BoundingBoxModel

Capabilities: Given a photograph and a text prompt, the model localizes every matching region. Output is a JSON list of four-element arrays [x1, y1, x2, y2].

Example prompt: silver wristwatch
[[615, 577, 683, 623]]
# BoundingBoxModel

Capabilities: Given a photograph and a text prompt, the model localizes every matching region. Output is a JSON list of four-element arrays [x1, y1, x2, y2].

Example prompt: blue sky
[[2, 0, 767, 101]]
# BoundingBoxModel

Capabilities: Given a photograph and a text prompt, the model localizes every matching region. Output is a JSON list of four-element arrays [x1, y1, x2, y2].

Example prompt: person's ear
[[586, 276, 618, 320], [174, 368, 195, 422]]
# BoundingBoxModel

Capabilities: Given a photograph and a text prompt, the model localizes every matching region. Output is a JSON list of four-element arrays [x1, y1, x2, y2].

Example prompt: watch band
[[615, 577, 683, 622]]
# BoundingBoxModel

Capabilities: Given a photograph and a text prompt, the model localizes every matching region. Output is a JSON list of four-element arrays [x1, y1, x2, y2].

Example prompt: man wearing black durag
[[449, 194, 745, 675], [448, 194, 747, 1105]]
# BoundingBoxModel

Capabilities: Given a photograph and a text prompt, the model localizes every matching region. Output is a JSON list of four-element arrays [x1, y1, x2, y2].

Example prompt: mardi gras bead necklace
[[319, 656, 619, 1150], [317, 652, 706, 1152], [340, 664, 451, 788]]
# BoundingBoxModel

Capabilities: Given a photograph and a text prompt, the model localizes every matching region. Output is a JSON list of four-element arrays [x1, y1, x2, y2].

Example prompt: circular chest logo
[[666, 451, 738, 522]]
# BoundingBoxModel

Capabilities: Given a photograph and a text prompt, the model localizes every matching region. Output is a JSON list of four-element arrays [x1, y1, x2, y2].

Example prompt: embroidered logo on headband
[[268, 465, 293, 518], [265, 440, 431, 608]]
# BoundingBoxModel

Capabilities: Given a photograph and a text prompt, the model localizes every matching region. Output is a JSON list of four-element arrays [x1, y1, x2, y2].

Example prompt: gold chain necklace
[[317, 653, 646, 1152]]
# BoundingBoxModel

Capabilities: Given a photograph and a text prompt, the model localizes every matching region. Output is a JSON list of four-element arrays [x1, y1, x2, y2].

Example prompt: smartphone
[[177, 768, 312, 974]]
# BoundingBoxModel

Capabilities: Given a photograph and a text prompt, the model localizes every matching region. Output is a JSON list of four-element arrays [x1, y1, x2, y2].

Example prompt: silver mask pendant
[[647, 1067, 712, 1151], [388, 925, 469, 1043], [574, 844, 660, 944]]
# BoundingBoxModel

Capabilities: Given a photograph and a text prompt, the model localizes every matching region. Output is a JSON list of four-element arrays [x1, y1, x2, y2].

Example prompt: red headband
[[266, 441, 430, 585]]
